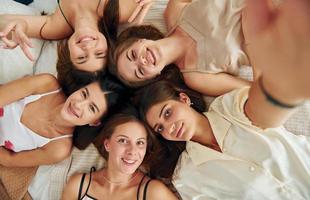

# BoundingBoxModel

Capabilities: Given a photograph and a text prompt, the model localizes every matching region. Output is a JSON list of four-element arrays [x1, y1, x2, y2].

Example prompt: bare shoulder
[[147, 179, 179, 200], [32, 73, 60, 93], [62, 173, 84, 200], [164, 0, 191, 30], [42, 136, 72, 163]]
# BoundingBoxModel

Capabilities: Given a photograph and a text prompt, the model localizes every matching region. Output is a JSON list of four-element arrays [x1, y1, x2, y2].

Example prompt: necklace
[[102, 171, 138, 186]]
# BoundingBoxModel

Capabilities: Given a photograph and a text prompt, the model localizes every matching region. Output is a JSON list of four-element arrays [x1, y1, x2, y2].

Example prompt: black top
[[78, 167, 152, 200]]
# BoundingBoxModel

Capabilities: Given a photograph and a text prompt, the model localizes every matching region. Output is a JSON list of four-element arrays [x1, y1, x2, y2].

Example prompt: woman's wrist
[[258, 76, 304, 109]]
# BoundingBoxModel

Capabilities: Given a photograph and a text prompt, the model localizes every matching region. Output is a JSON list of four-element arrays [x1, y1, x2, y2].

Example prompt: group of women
[[1, 0, 310, 199]]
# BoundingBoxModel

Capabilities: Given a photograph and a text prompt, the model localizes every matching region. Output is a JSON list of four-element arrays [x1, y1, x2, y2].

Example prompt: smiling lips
[[146, 48, 156, 65], [122, 158, 137, 166], [77, 36, 96, 44], [175, 122, 184, 138], [68, 103, 80, 118]]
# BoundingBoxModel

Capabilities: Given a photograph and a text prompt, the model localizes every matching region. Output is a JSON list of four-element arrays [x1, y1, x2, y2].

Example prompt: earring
[[190, 102, 194, 106]]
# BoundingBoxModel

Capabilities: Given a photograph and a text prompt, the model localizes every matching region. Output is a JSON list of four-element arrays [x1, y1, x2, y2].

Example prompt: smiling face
[[68, 28, 108, 72], [145, 94, 197, 141], [117, 39, 166, 83], [61, 82, 108, 126], [104, 121, 147, 175]]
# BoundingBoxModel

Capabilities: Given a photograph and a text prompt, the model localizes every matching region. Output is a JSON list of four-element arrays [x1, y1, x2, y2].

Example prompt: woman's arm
[[0, 137, 72, 167], [61, 173, 83, 200], [184, 72, 251, 96], [0, 73, 59, 107], [147, 179, 179, 200], [243, 0, 310, 128], [164, 0, 191, 30]]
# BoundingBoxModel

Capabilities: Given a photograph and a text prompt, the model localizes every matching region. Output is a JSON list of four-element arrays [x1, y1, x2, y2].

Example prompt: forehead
[[85, 82, 108, 109], [113, 121, 147, 139]]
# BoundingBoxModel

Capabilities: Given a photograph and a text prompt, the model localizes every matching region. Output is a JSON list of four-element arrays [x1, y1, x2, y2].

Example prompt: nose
[[81, 40, 96, 51], [138, 54, 147, 65], [126, 143, 137, 156], [73, 99, 88, 110]]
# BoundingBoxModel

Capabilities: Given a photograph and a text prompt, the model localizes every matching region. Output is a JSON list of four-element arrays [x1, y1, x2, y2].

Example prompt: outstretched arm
[[0, 138, 72, 167], [184, 72, 251, 96], [0, 9, 72, 60], [243, 0, 310, 128], [0, 74, 59, 108]]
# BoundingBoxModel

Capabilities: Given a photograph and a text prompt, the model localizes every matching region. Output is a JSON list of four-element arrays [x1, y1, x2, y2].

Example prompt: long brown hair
[[132, 80, 207, 179], [56, 0, 119, 96]]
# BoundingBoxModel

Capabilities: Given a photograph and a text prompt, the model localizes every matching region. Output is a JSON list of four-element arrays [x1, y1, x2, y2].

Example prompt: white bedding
[[0, 0, 309, 200]]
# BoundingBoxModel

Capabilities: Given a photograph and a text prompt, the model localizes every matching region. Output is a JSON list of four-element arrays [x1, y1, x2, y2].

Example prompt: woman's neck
[[102, 166, 139, 190], [72, 11, 99, 31], [48, 104, 75, 135], [157, 29, 194, 67], [169, 28, 196, 69], [192, 113, 221, 152]]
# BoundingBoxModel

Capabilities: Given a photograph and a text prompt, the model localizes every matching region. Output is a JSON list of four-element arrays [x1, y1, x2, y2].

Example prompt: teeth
[[79, 36, 95, 43], [122, 158, 135, 164]]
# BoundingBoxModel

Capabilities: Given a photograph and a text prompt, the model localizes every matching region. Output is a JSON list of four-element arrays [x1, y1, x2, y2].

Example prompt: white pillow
[[0, 0, 46, 84]]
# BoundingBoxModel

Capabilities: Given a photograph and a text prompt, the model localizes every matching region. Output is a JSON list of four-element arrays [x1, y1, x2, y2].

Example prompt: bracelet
[[258, 77, 302, 109]]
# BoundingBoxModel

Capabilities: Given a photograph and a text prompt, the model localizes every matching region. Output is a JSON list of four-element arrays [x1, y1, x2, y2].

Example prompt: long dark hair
[[108, 25, 182, 88], [56, 0, 119, 96], [72, 73, 129, 150], [132, 80, 206, 179]]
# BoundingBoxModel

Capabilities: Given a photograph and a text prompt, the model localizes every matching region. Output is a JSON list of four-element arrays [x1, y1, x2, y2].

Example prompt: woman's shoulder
[[145, 179, 178, 200]]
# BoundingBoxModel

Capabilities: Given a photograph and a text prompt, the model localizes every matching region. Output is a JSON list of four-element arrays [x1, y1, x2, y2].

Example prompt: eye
[[164, 108, 172, 118], [81, 90, 87, 99], [89, 104, 96, 113], [137, 140, 145, 146], [138, 67, 144, 76], [95, 51, 105, 58], [118, 138, 128, 144], [131, 50, 136, 60], [156, 124, 164, 134], [78, 56, 86, 60]]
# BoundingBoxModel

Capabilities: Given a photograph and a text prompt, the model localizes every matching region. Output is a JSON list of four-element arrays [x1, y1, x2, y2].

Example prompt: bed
[[0, 0, 309, 199]]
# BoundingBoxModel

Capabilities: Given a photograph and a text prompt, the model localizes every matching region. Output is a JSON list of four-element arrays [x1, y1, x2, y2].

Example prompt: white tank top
[[0, 89, 72, 152]]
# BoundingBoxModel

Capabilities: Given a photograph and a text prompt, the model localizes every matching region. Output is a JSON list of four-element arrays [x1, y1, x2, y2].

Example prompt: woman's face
[[104, 121, 147, 174], [61, 82, 108, 126], [68, 29, 108, 72], [145, 94, 197, 141], [117, 39, 166, 83]]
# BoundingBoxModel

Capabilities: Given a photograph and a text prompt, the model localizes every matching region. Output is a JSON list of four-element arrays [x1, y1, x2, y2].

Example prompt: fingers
[[133, 2, 153, 25], [128, 5, 142, 23], [244, 0, 273, 38], [128, 0, 154, 24], [20, 42, 35, 61]]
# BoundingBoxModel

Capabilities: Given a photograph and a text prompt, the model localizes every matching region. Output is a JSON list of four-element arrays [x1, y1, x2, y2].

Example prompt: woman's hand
[[0, 18, 34, 61], [128, 0, 155, 24], [243, 0, 310, 101]]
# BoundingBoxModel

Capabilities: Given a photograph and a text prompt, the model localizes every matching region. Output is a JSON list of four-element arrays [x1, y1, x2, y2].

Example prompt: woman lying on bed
[[110, 0, 282, 96], [62, 106, 178, 200], [133, 0, 310, 199], [0, 73, 124, 167], [0, 0, 154, 83]]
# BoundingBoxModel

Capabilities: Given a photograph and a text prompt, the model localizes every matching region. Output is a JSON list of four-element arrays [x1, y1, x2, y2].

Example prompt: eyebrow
[[116, 135, 147, 140], [85, 87, 100, 113], [153, 104, 168, 130]]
